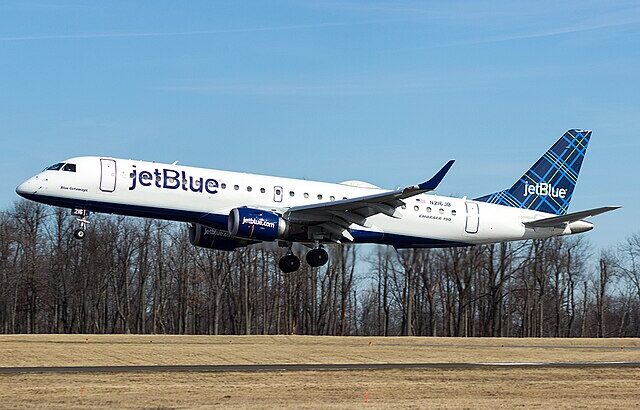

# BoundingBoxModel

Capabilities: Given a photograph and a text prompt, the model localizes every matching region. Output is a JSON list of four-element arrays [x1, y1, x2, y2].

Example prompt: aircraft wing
[[283, 160, 455, 242], [524, 206, 620, 228]]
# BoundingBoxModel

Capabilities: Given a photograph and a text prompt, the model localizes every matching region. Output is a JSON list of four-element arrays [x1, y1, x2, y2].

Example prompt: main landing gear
[[278, 254, 301, 274], [72, 208, 90, 240], [278, 245, 329, 273], [306, 247, 329, 268]]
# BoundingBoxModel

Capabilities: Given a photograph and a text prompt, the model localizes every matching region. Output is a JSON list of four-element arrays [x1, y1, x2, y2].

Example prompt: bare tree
[[1, 199, 638, 338]]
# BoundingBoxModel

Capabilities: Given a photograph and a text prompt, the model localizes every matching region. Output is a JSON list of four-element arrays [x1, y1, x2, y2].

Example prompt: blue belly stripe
[[19, 193, 472, 249]]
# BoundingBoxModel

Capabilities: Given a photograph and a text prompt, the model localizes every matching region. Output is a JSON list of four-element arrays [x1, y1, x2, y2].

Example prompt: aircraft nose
[[16, 176, 40, 198]]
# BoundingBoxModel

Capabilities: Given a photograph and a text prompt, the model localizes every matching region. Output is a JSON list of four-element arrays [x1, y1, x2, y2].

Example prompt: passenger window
[[62, 163, 76, 172], [276, 188, 282, 195], [317, 194, 323, 200], [247, 186, 252, 192], [234, 185, 239, 190], [260, 188, 266, 193], [330, 196, 335, 201], [289, 191, 295, 197], [142, 173, 152, 180], [452, 210, 457, 216], [46, 163, 64, 171], [343, 197, 347, 200], [221, 183, 226, 189], [401, 204, 406, 209], [426, 207, 431, 213], [439, 208, 444, 214], [414, 206, 419, 211], [304, 193, 309, 198]]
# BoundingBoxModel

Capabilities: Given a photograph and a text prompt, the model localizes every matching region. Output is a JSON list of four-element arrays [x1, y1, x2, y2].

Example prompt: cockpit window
[[62, 163, 76, 172], [45, 163, 64, 171]]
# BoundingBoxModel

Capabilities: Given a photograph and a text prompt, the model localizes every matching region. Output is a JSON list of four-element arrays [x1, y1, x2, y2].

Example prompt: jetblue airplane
[[16, 129, 618, 273]]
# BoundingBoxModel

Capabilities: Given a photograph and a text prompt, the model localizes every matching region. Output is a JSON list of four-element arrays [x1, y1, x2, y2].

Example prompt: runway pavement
[[1, 361, 639, 374]]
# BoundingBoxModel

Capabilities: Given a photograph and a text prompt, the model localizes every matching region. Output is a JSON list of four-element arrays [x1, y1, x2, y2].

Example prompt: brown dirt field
[[1, 334, 639, 367], [1, 368, 639, 409], [1, 335, 639, 408]]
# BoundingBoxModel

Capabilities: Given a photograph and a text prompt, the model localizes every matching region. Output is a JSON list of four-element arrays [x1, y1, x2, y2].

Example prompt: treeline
[[1, 200, 639, 337]]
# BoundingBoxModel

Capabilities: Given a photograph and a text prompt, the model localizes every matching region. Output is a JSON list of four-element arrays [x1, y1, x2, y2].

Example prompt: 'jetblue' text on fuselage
[[128, 166, 219, 194]]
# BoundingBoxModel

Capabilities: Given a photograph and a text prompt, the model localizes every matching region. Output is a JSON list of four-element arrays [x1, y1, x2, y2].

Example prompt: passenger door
[[465, 201, 479, 234], [100, 159, 117, 192]]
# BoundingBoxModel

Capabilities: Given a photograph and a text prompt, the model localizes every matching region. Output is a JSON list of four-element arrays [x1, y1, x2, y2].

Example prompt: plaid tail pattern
[[475, 129, 591, 216]]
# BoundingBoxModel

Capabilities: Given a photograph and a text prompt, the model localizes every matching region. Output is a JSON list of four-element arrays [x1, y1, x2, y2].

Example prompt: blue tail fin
[[475, 129, 591, 215]]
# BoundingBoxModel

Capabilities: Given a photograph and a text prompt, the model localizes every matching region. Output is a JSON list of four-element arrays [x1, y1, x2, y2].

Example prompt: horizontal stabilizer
[[524, 206, 620, 228]]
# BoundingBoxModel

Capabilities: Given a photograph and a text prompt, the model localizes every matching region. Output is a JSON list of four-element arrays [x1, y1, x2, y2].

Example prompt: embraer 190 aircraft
[[16, 129, 618, 273]]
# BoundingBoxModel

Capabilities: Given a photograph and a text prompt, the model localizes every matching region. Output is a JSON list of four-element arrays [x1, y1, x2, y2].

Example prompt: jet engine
[[228, 207, 287, 241], [188, 223, 250, 251]]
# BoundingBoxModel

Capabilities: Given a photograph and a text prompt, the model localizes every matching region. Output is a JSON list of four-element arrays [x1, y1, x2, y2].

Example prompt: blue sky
[[1, 1, 638, 249]]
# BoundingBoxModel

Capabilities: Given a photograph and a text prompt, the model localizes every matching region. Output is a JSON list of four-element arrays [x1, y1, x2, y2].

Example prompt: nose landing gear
[[73, 228, 86, 239], [72, 208, 90, 240]]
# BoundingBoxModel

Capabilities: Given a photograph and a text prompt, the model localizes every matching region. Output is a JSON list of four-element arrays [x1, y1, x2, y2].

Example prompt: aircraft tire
[[279, 254, 300, 273], [306, 248, 329, 268]]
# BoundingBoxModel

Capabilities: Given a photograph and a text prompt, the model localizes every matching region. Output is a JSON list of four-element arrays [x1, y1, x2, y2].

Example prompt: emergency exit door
[[100, 159, 117, 192], [273, 186, 283, 202]]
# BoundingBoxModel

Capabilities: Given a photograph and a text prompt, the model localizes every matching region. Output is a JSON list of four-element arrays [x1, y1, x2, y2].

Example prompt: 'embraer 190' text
[[129, 165, 219, 194], [523, 182, 567, 199]]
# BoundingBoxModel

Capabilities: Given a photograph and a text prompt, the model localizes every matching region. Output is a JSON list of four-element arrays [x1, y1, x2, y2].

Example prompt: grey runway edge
[[1, 361, 639, 374]]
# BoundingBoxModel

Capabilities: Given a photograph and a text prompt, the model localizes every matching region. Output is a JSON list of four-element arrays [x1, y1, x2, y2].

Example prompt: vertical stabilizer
[[475, 129, 591, 215]]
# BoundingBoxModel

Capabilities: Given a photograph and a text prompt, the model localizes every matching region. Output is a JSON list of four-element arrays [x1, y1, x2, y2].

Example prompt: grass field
[[2, 334, 639, 367], [1, 335, 639, 408]]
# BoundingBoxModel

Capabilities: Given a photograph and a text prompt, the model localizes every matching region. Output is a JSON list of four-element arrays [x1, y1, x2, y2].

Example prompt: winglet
[[418, 160, 455, 191]]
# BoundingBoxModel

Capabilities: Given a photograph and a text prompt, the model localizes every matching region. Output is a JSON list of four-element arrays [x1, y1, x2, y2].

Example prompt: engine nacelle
[[228, 207, 287, 241], [189, 223, 248, 251]]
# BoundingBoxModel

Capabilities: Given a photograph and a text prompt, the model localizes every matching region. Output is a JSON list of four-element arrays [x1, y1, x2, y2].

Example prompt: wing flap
[[329, 211, 370, 228], [319, 222, 354, 242]]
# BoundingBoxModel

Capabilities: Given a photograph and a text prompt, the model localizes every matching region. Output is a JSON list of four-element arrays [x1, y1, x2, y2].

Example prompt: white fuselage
[[16, 156, 582, 248]]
